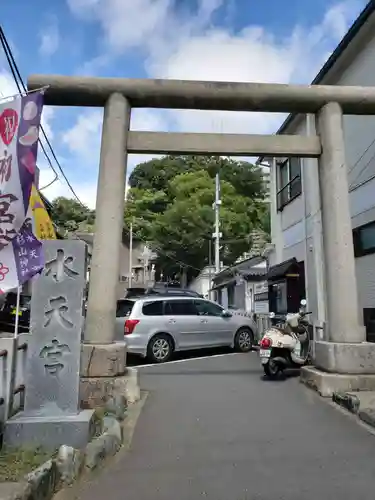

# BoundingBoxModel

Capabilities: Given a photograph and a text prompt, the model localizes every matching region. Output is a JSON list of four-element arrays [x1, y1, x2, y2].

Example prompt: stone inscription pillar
[[85, 93, 130, 344], [4, 240, 95, 450]]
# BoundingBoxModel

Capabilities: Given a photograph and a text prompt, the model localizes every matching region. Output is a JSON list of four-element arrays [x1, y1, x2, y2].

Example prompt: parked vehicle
[[115, 295, 258, 363], [0, 292, 31, 334], [125, 286, 202, 298], [259, 299, 312, 378]]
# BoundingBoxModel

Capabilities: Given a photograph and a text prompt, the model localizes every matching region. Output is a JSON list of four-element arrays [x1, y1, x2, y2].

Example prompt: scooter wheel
[[263, 360, 280, 379]]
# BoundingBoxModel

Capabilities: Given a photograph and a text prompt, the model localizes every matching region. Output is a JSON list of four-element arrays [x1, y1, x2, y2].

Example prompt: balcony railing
[[276, 175, 302, 211]]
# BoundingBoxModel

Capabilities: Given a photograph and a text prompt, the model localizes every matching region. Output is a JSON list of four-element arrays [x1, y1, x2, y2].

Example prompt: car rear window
[[142, 301, 164, 316], [116, 300, 135, 318]]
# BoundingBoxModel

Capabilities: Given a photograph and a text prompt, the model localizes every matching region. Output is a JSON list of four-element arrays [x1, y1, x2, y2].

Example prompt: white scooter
[[259, 299, 312, 378]]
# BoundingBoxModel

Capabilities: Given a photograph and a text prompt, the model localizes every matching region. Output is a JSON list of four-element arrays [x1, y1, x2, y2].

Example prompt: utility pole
[[213, 172, 221, 274], [128, 222, 133, 288], [144, 251, 149, 284]]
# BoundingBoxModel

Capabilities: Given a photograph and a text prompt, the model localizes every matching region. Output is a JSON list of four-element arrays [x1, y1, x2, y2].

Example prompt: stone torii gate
[[28, 74, 375, 398]]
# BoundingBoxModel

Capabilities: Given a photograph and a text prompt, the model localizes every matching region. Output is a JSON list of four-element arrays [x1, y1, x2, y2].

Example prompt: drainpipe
[[306, 114, 326, 326], [302, 136, 310, 310]]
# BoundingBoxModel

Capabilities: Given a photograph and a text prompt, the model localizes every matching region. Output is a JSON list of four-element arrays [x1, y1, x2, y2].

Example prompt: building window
[[363, 308, 375, 343], [353, 221, 375, 257], [276, 158, 302, 211]]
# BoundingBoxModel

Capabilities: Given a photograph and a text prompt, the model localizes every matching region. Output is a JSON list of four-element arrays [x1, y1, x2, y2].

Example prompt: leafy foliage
[[125, 155, 270, 282], [48, 156, 270, 283], [50, 197, 95, 233]]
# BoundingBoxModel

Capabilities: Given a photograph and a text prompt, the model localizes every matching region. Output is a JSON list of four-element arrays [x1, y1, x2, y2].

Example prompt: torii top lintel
[[28, 74, 375, 115]]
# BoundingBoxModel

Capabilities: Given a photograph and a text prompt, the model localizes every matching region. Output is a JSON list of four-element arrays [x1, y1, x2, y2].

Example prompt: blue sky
[[0, 0, 368, 207]]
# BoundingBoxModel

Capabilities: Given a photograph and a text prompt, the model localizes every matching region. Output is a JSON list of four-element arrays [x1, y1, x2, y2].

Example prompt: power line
[[348, 144, 375, 191], [0, 27, 59, 186], [0, 26, 85, 206]]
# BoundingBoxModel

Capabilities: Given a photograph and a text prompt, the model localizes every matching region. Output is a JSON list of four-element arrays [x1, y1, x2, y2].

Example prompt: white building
[[265, 2, 375, 341], [211, 256, 267, 311], [189, 265, 216, 298]]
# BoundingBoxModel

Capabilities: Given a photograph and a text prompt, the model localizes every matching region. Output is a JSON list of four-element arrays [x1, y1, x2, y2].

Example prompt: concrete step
[[332, 390, 375, 429]]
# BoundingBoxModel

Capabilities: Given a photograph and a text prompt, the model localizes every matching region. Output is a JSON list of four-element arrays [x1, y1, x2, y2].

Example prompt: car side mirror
[[221, 310, 232, 318]]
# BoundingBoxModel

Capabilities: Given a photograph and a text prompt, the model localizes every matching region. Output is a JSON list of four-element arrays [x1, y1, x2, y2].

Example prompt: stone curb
[[1, 384, 143, 500], [332, 391, 360, 414], [1, 417, 123, 500], [358, 408, 375, 428]]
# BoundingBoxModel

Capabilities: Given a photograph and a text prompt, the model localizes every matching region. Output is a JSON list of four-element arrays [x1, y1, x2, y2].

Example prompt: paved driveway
[[74, 352, 375, 500]]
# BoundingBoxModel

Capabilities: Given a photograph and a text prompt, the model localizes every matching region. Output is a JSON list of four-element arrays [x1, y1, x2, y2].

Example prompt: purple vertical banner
[[0, 90, 44, 251], [13, 217, 44, 285], [17, 91, 45, 211], [0, 217, 44, 294]]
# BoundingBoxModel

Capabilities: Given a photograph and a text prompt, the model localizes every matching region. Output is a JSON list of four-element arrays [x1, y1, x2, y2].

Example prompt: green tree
[[128, 156, 202, 192], [145, 170, 263, 279], [50, 197, 95, 232], [125, 155, 270, 282], [258, 203, 271, 239], [128, 155, 266, 201], [124, 188, 168, 240]]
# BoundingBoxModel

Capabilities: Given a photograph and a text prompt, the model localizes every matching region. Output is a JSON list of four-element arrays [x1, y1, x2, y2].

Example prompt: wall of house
[[339, 34, 375, 323], [189, 266, 215, 298], [233, 282, 246, 310], [222, 288, 229, 309], [270, 19, 375, 326]]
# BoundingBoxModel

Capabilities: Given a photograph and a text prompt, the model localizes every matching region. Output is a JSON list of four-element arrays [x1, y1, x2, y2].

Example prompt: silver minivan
[[115, 296, 258, 363]]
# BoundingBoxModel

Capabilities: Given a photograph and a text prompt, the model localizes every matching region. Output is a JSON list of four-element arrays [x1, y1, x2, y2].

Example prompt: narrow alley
[[70, 353, 375, 500]]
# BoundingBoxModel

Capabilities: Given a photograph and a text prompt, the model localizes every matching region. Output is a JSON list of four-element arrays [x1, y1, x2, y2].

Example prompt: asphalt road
[[74, 352, 375, 500], [126, 346, 235, 366]]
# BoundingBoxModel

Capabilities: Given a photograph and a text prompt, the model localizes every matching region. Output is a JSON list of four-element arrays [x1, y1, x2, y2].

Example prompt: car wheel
[[147, 334, 174, 363], [234, 327, 254, 352]]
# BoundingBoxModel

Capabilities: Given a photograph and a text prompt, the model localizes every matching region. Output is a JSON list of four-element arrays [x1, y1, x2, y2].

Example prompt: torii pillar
[[301, 102, 375, 396], [80, 93, 139, 408]]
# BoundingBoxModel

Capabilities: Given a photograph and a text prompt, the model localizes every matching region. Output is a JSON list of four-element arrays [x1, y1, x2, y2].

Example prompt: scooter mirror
[[269, 312, 275, 318], [300, 299, 307, 307]]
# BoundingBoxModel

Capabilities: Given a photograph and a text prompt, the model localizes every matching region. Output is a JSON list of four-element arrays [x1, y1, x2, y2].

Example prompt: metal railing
[[0, 334, 28, 422], [0, 349, 8, 414], [11, 342, 27, 416], [276, 175, 302, 211], [255, 314, 271, 341]]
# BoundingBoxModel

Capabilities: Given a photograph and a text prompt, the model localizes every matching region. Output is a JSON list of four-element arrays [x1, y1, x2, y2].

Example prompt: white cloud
[[62, 109, 103, 161], [61, 107, 166, 165], [55, 106, 168, 207], [40, 106, 55, 139], [67, 0, 364, 137], [322, 1, 362, 39], [39, 17, 60, 57], [0, 70, 18, 100], [67, 0, 174, 53], [148, 1, 363, 135], [38, 166, 98, 209], [61, 0, 365, 206]]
